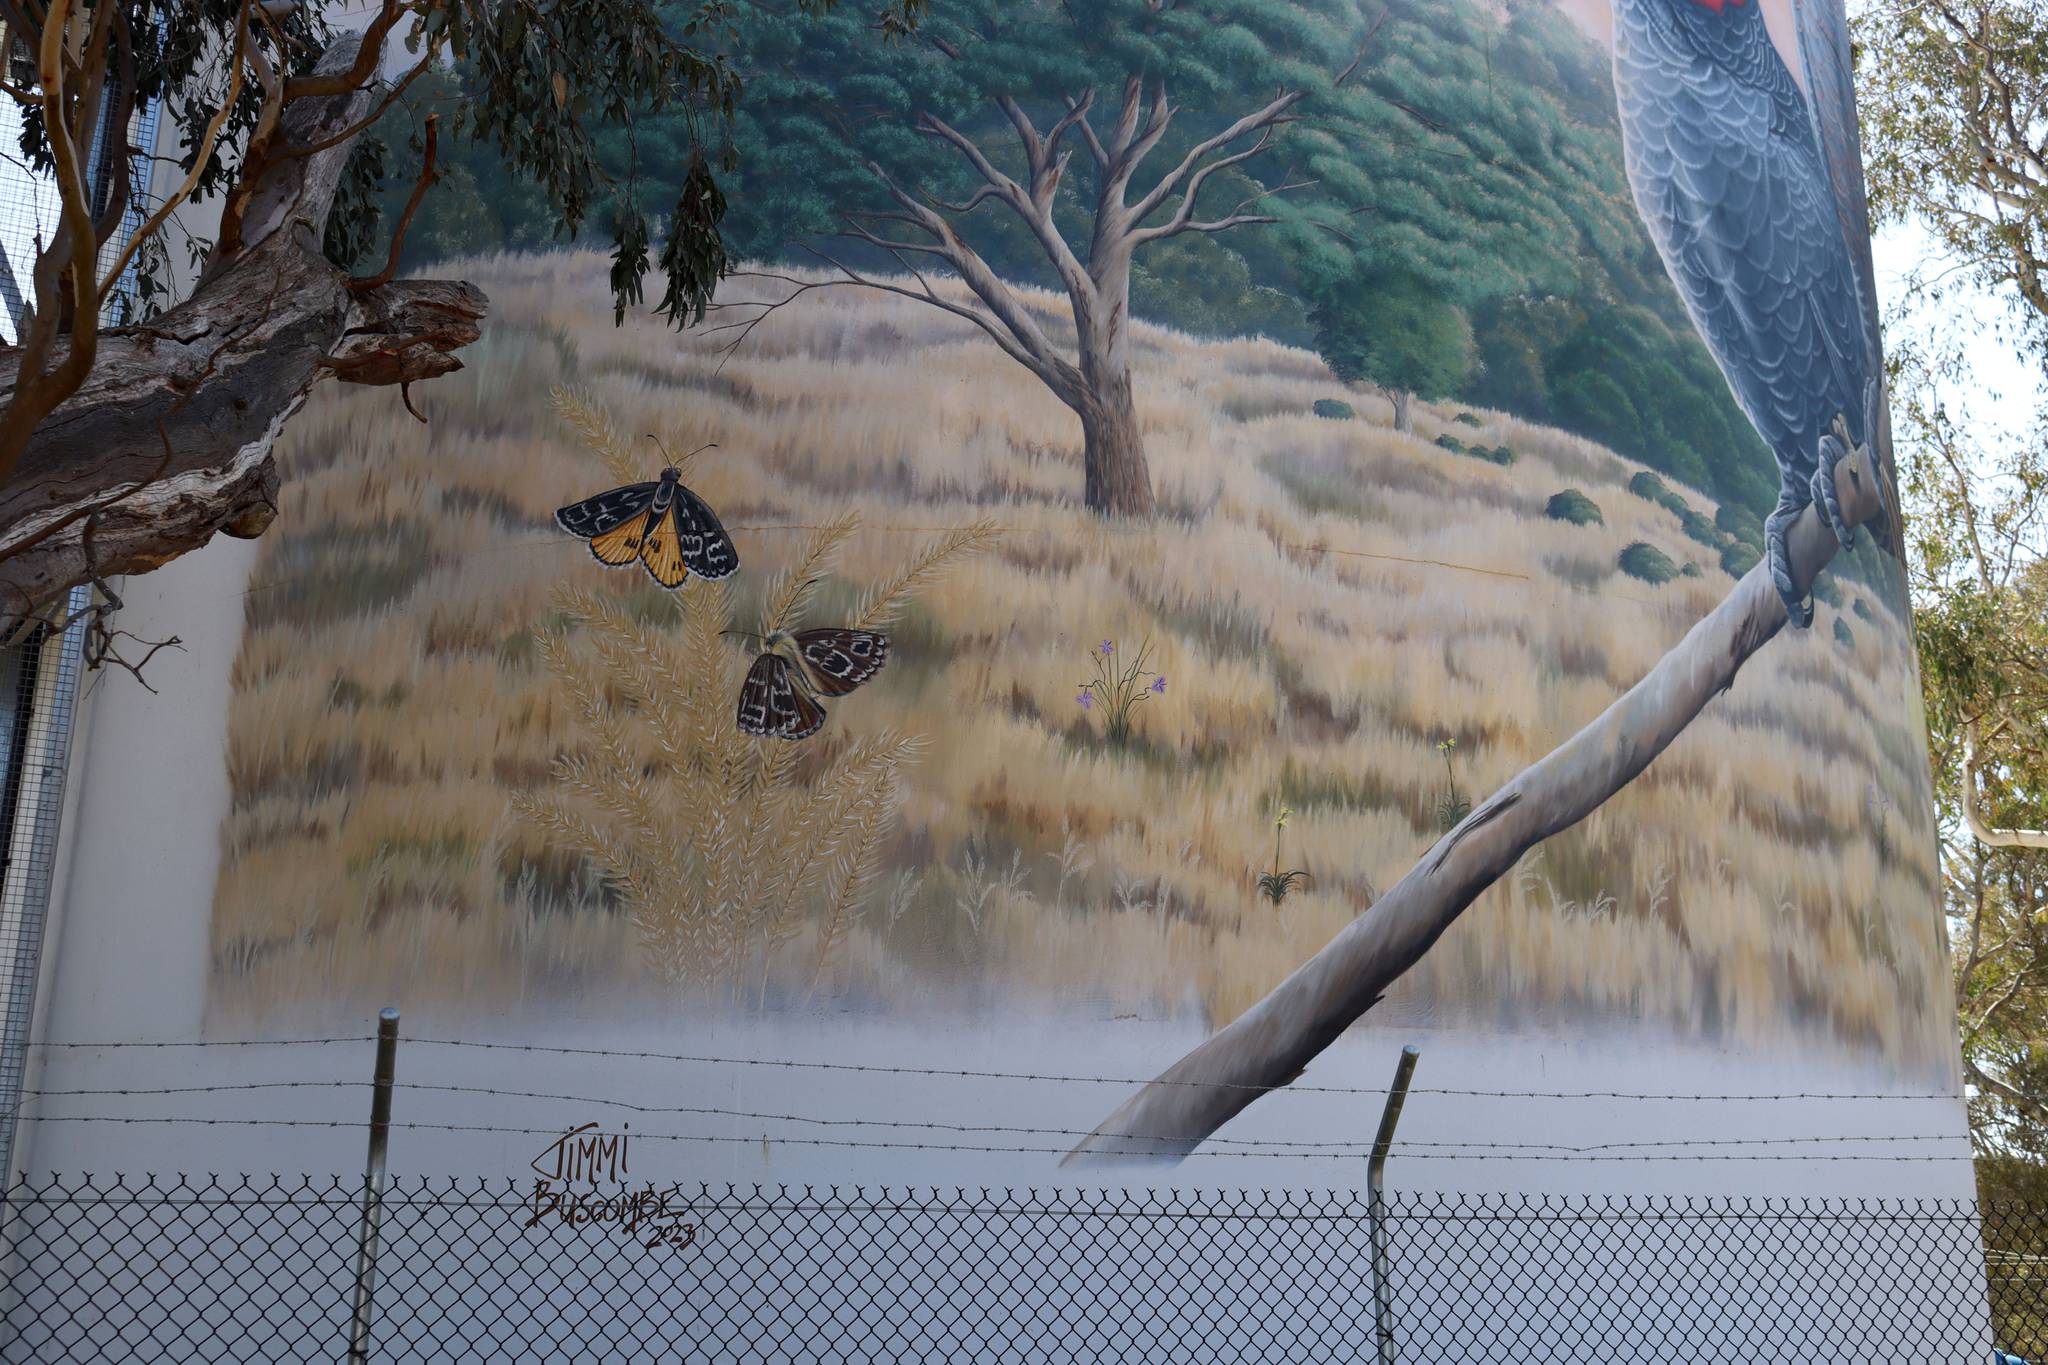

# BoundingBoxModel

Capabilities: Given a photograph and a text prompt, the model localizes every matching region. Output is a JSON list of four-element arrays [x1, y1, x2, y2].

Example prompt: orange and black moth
[[554, 467, 739, 589]]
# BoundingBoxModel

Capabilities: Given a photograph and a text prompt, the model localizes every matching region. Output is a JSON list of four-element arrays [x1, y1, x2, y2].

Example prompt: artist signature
[[523, 1121, 697, 1251]]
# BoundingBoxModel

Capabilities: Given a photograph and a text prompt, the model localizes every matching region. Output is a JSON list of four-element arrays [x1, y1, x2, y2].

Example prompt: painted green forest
[[359, 0, 1870, 560]]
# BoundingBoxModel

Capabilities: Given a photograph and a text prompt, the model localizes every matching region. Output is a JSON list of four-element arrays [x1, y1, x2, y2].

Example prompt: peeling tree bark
[[1064, 444, 1889, 1165], [0, 36, 486, 625]]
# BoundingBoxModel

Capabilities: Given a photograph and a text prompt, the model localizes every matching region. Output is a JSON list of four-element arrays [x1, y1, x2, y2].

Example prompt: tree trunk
[[1391, 388, 1413, 434], [0, 36, 486, 625], [1063, 441, 1888, 1164], [1078, 372, 1154, 518], [1073, 247, 1153, 519], [0, 263, 484, 618]]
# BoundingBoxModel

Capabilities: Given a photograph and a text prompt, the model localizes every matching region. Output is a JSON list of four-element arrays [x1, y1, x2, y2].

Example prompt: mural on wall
[[209, 0, 1953, 1088]]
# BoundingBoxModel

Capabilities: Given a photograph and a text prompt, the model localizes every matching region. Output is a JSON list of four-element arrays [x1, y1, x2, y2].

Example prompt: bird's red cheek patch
[[1687, 0, 1748, 11]]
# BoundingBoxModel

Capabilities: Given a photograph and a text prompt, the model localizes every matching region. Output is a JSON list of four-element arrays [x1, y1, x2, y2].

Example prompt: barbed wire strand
[[386, 1081, 1971, 1153], [17, 1081, 366, 1099], [396, 1037, 1962, 1104], [25, 1035, 1965, 1104], [9, 1080, 1976, 1155], [30, 1037, 372, 1049]]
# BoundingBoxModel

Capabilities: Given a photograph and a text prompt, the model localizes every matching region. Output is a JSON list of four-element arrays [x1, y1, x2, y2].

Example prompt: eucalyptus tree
[[1857, 0, 2048, 1146], [0, 0, 921, 636]]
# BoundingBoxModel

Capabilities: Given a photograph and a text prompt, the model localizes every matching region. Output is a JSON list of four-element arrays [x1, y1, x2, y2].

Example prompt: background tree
[[1858, 0, 2048, 347], [1308, 270, 1473, 433], [0, 0, 922, 633], [1893, 349, 2048, 1149], [1859, 0, 2048, 1164]]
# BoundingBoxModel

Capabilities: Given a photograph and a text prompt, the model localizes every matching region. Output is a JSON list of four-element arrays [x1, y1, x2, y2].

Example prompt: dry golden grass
[[210, 251, 1950, 1074]]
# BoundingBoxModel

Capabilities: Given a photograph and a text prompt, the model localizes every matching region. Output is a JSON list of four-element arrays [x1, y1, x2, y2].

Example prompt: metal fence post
[[1368, 1045, 1420, 1365], [347, 1008, 400, 1364]]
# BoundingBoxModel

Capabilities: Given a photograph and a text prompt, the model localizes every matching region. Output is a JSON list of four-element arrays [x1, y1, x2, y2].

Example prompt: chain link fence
[[0, 1171, 2038, 1362]]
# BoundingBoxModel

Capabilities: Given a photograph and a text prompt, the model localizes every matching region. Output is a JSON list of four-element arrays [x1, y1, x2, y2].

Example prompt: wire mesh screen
[[0, 19, 159, 1188], [0, 48, 162, 342], [0, 1175, 2038, 1363], [0, 92, 54, 343], [0, 595, 89, 1183]]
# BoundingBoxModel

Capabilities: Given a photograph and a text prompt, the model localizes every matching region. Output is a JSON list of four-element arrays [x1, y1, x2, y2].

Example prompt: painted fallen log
[[1064, 443, 1888, 1164]]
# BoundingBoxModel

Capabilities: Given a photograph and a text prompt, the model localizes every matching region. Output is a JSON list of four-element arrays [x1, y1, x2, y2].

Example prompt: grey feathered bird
[[1610, 0, 1892, 626]]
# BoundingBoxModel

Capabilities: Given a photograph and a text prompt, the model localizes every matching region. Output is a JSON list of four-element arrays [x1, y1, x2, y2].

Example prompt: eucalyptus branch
[[94, 0, 252, 307], [350, 113, 439, 292], [0, 0, 104, 484], [283, 50, 438, 160], [282, 0, 404, 99]]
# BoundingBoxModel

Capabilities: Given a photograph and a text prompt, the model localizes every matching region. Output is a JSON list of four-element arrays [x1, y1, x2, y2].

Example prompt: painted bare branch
[[819, 78, 1300, 517], [0, 34, 486, 625], [1065, 442, 1889, 1164]]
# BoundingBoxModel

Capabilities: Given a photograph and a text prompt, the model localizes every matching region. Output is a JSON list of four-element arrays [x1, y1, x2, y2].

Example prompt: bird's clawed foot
[[1810, 412, 1858, 551], [1766, 495, 1814, 629]]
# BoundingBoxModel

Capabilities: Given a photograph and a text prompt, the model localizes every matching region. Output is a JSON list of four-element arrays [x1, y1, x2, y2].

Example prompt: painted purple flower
[[1150, 675, 1167, 695], [1077, 687, 1094, 710], [1098, 639, 1115, 655]]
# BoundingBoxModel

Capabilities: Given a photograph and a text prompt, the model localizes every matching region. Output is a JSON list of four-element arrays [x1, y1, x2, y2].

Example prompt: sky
[[0, 101, 63, 347], [1872, 220, 2047, 450]]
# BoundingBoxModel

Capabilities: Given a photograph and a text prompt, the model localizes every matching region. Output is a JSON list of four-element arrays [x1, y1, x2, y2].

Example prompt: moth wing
[[587, 509, 656, 568], [556, 482, 659, 539], [736, 654, 825, 741], [736, 655, 778, 736], [670, 484, 740, 581], [637, 504, 691, 590], [788, 685, 827, 739], [794, 628, 890, 697]]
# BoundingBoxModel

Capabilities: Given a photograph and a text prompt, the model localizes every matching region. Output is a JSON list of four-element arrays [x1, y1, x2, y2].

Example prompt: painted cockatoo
[[1609, 0, 1893, 626]]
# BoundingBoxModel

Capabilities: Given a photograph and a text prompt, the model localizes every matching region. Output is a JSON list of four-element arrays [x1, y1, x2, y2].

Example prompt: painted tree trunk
[[1077, 373, 1154, 518], [1391, 388, 1413, 434], [1074, 254, 1154, 519]]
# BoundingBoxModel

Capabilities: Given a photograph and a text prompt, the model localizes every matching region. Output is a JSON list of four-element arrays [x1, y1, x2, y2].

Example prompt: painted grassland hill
[[212, 252, 1949, 1074]]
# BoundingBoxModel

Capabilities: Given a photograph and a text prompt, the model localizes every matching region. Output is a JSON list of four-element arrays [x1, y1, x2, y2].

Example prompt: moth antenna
[[644, 433, 677, 470]]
